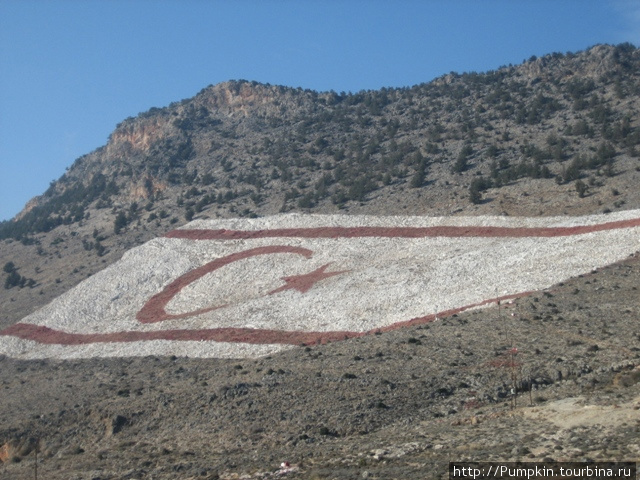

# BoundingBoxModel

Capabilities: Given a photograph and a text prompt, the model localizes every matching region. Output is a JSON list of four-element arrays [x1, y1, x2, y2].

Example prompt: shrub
[[113, 211, 128, 234], [4, 270, 21, 289]]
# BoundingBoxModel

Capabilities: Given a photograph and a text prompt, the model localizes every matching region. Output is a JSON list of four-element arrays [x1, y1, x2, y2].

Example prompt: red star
[[268, 263, 349, 295]]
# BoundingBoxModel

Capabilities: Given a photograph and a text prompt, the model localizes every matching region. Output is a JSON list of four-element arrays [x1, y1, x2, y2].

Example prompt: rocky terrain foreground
[[1, 246, 639, 479]]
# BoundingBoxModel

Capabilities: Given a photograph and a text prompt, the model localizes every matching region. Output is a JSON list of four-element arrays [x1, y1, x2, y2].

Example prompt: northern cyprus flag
[[1, 211, 639, 359]]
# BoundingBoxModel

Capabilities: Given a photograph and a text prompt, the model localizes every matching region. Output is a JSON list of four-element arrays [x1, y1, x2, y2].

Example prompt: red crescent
[[136, 245, 313, 324]]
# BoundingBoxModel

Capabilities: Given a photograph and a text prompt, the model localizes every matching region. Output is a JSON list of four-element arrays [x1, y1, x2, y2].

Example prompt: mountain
[[2, 43, 640, 329], [1, 43, 640, 478]]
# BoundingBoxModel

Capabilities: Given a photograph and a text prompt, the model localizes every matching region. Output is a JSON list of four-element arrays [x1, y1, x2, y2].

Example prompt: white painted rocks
[[1, 211, 639, 359]]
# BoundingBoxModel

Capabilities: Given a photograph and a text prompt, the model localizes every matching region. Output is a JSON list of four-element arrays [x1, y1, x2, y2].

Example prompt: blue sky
[[1, 0, 639, 221]]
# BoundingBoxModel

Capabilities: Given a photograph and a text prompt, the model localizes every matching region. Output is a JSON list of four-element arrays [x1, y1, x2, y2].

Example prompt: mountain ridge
[[9, 43, 640, 224]]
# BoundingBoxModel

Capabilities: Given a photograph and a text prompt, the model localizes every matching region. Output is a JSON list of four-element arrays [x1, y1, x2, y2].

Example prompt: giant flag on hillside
[[1, 212, 639, 359]]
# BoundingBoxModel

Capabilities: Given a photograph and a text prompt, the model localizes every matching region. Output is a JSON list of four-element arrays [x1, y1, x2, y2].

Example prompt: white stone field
[[1, 211, 639, 359]]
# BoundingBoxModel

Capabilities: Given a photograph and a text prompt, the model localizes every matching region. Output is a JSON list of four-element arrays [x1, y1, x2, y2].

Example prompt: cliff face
[[198, 81, 289, 116], [108, 117, 173, 155], [2, 43, 640, 328]]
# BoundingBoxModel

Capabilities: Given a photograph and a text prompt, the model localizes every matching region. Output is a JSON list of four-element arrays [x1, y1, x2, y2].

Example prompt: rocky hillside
[[2, 43, 640, 328]]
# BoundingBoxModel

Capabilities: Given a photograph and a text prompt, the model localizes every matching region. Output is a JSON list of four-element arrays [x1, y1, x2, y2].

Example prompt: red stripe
[[164, 217, 640, 240], [136, 245, 312, 324], [0, 292, 533, 347], [0, 323, 363, 345]]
